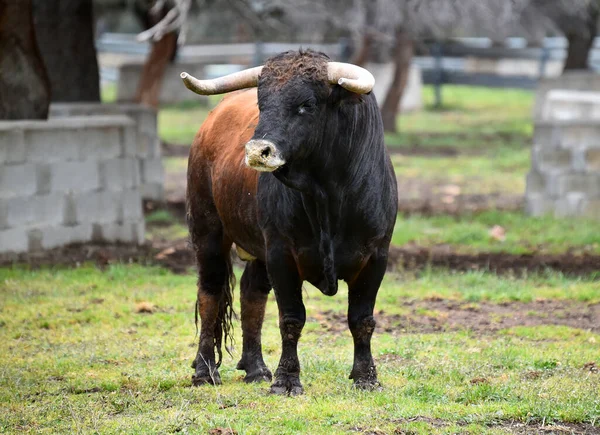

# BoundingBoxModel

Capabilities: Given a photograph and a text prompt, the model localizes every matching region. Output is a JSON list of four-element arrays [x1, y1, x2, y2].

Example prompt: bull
[[182, 50, 397, 395]]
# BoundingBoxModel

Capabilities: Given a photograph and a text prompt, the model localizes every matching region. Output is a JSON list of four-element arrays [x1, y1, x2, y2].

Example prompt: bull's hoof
[[352, 378, 382, 391], [237, 357, 272, 383], [244, 367, 273, 383], [269, 375, 303, 396], [350, 364, 380, 391], [191, 369, 222, 386]]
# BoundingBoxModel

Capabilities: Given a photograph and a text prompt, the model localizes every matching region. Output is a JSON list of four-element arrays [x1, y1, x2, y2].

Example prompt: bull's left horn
[[180, 66, 263, 95], [327, 62, 375, 94]]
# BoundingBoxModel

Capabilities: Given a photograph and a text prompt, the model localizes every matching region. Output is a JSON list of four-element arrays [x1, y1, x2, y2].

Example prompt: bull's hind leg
[[347, 252, 388, 390], [236, 260, 272, 383], [189, 223, 234, 386]]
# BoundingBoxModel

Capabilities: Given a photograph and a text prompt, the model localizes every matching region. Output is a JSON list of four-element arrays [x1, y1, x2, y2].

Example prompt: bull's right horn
[[327, 62, 375, 94], [181, 66, 263, 95]]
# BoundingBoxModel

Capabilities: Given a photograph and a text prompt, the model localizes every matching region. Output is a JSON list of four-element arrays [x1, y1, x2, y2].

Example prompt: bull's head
[[181, 51, 374, 174]]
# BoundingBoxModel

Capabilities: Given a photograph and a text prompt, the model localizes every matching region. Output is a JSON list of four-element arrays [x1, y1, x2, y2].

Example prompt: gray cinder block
[[48, 160, 101, 193], [0, 112, 151, 253], [0, 164, 38, 199], [0, 129, 26, 164], [0, 227, 29, 253], [99, 158, 140, 191]]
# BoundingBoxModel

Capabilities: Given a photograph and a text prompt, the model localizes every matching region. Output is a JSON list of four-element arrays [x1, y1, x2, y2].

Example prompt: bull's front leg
[[266, 243, 305, 396], [347, 252, 388, 389]]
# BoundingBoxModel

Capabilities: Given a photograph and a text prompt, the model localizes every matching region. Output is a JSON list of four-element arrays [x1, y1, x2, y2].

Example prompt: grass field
[[144, 209, 600, 257], [392, 211, 600, 255], [1, 264, 599, 434], [31, 82, 593, 434], [391, 147, 530, 196], [386, 86, 533, 151]]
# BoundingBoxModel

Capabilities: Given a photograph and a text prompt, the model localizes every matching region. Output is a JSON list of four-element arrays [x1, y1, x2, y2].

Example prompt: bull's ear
[[329, 85, 365, 106]]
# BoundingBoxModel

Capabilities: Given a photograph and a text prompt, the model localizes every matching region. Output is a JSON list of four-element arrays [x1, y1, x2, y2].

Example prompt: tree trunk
[[0, 0, 50, 120], [134, 32, 178, 108], [381, 29, 414, 134], [563, 5, 599, 71], [350, 0, 376, 66], [32, 0, 100, 102], [350, 32, 373, 67]]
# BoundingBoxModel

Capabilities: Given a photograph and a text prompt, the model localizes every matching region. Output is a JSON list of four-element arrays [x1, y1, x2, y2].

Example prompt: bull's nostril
[[261, 148, 271, 158]]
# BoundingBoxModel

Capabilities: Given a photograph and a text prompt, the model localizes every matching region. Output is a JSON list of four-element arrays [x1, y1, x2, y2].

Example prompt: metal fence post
[[432, 41, 443, 108], [538, 44, 550, 79], [254, 40, 264, 67]]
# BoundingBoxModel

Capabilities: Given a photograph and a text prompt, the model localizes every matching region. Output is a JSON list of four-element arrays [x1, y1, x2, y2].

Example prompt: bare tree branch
[[137, 0, 191, 45]]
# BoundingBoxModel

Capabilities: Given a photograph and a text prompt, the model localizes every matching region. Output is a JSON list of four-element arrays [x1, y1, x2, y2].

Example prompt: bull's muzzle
[[244, 139, 285, 172]]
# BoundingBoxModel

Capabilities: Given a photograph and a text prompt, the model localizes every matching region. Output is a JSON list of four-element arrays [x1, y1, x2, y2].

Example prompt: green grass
[[388, 85, 534, 200], [143, 209, 600, 256], [159, 98, 222, 145], [145, 209, 178, 225], [392, 147, 530, 196], [1, 264, 599, 434], [382, 269, 600, 303], [101, 83, 117, 104], [164, 156, 188, 172], [393, 211, 600, 255], [386, 85, 533, 151]]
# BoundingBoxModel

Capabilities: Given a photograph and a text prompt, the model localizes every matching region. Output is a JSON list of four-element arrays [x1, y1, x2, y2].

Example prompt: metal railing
[[97, 33, 600, 90]]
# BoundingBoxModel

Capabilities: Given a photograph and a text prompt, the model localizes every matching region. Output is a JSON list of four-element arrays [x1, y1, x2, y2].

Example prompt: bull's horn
[[327, 62, 375, 94], [180, 66, 263, 95]]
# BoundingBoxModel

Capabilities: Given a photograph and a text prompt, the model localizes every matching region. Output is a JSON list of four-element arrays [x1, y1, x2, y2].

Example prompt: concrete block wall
[[526, 91, 600, 219], [533, 72, 600, 120], [0, 116, 145, 254], [115, 61, 209, 106], [50, 103, 164, 201]]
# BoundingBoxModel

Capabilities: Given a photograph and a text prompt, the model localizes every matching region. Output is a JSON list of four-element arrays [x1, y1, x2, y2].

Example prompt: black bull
[[185, 50, 398, 395]]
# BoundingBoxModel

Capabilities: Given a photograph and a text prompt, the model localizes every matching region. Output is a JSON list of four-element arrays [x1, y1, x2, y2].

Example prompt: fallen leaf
[[523, 370, 542, 380], [155, 247, 176, 260], [440, 184, 461, 196], [489, 225, 506, 241], [135, 302, 155, 314], [209, 428, 237, 435]]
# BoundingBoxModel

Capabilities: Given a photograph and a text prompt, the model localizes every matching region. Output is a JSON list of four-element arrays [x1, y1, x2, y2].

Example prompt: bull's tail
[[213, 255, 236, 367], [193, 252, 236, 368]]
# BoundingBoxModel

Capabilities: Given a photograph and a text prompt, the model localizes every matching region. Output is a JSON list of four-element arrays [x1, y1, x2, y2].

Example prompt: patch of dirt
[[387, 145, 460, 157], [161, 141, 189, 157], [165, 171, 187, 204], [397, 185, 523, 215], [499, 421, 600, 434], [208, 428, 237, 435], [162, 157, 524, 215], [393, 131, 529, 148], [313, 299, 600, 335], [390, 417, 600, 434], [0, 243, 157, 270], [2, 240, 600, 278], [388, 245, 600, 277]]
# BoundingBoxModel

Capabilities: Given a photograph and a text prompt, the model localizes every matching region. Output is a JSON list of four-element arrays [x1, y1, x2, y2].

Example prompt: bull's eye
[[297, 101, 315, 115]]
